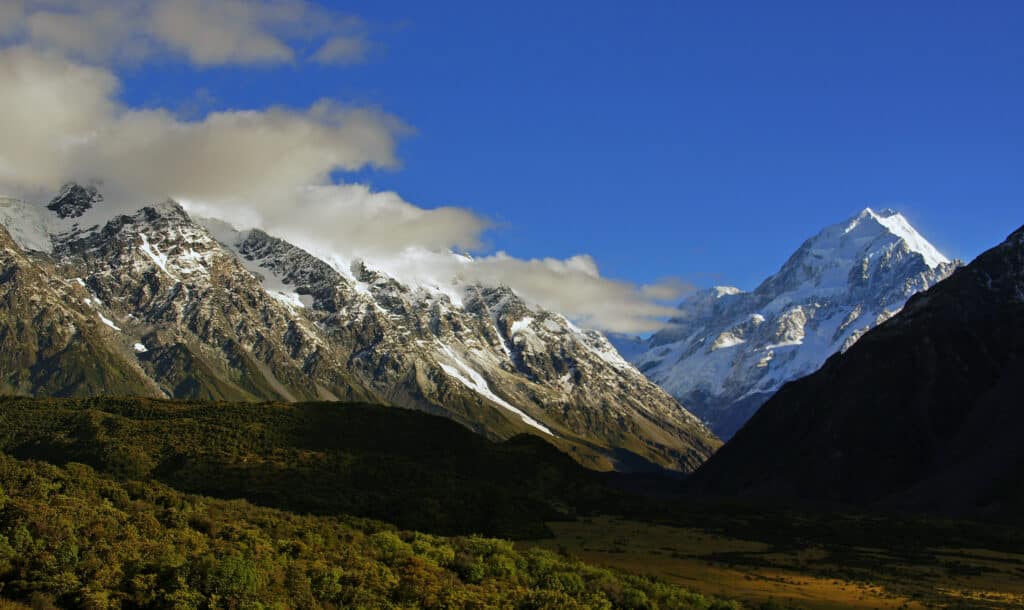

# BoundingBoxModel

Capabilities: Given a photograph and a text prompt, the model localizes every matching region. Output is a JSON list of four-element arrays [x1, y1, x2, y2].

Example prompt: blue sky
[[113, 1, 1024, 291], [0, 1, 1020, 332]]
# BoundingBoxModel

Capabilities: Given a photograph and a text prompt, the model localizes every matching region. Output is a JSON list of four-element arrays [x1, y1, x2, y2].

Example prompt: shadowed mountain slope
[[687, 224, 1024, 519]]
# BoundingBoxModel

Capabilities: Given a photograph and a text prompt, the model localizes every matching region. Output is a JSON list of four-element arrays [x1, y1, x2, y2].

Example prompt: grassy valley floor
[[522, 516, 1024, 609]]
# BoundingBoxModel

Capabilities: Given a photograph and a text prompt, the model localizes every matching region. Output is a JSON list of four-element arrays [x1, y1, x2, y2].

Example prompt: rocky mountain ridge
[[0, 187, 719, 472]]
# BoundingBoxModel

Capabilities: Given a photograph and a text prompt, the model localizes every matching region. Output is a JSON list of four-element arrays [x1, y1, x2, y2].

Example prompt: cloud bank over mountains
[[0, 1, 684, 333]]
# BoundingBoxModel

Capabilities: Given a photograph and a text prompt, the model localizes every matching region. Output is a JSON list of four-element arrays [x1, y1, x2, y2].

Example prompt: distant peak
[[47, 183, 103, 219], [712, 286, 742, 298], [840, 207, 949, 269], [851, 207, 902, 225], [856, 207, 905, 222], [149, 198, 188, 217]]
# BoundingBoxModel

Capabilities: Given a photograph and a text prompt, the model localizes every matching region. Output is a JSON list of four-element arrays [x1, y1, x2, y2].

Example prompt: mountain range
[[688, 222, 1024, 519], [1, 183, 1002, 489], [0, 185, 718, 473], [617, 208, 959, 438]]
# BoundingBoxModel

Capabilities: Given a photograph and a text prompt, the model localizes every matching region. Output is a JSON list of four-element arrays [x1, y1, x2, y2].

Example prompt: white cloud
[[462, 254, 685, 333], [0, 47, 404, 212], [0, 21, 684, 334], [182, 180, 684, 332], [0, 46, 119, 192], [151, 0, 295, 66], [312, 35, 368, 65], [641, 277, 694, 301], [182, 184, 488, 258], [257, 233, 684, 333], [0, 0, 369, 67]]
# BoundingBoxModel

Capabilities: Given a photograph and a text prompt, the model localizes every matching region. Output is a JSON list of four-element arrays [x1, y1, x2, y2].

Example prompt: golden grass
[[521, 517, 1024, 609]]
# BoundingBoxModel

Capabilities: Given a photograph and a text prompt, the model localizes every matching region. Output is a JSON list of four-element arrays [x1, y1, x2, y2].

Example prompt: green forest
[[0, 397, 744, 609]]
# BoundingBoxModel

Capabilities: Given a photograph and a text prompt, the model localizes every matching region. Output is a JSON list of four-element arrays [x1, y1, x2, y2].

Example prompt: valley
[[3, 395, 1024, 608], [2, 199, 1023, 608], [1, 4, 1021, 607], [525, 516, 1024, 609]]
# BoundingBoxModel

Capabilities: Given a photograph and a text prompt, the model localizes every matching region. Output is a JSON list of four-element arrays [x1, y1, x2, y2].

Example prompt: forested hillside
[[0, 451, 740, 609], [0, 397, 629, 539]]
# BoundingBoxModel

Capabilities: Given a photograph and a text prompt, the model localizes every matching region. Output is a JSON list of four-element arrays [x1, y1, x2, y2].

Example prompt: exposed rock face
[[0, 189, 719, 472], [46, 183, 103, 219], [619, 208, 959, 439], [687, 224, 1024, 519], [0, 221, 160, 397]]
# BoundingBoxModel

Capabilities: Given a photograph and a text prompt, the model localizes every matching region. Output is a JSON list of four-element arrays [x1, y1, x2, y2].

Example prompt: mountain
[[619, 208, 959, 439], [0, 187, 718, 472], [687, 223, 1024, 519]]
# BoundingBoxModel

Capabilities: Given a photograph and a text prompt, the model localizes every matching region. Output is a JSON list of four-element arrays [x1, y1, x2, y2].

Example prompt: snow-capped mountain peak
[[752, 208, 951, 302], [846, 207, 949, 268], [620, 208, 959, 440], [866, 208, 948, 268]]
